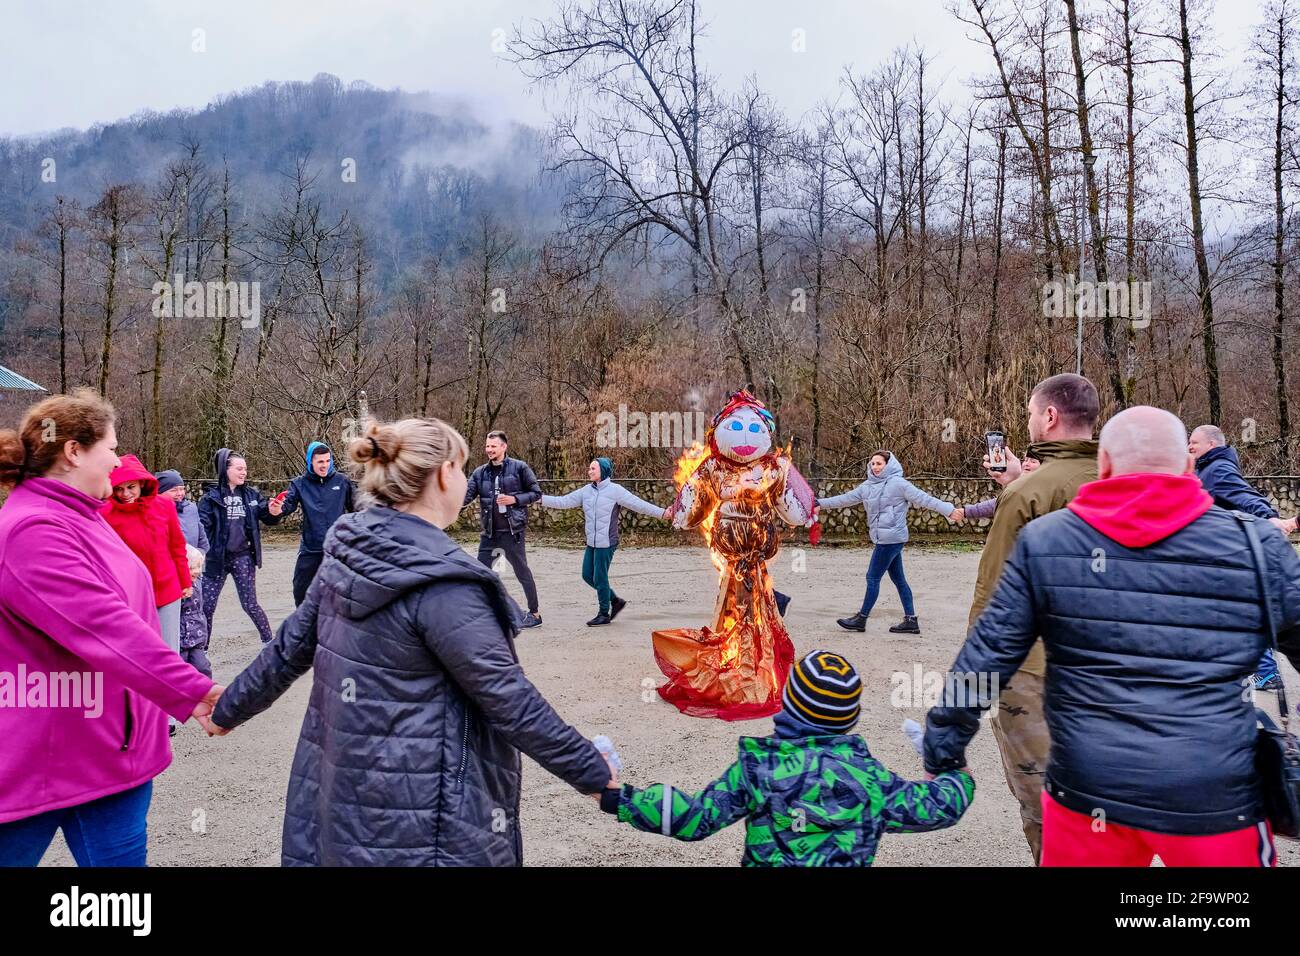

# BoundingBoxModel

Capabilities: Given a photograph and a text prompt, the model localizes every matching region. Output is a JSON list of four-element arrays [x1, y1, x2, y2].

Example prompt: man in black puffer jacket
[[463, 430, 544, 628], [925, 406, 1300, 866], [1189, 424, 1298, 692], [210, 503, 611, 866]]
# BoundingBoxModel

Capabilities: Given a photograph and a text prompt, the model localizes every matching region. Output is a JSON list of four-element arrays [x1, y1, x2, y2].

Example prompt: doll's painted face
[[714, 407, 772, 464]]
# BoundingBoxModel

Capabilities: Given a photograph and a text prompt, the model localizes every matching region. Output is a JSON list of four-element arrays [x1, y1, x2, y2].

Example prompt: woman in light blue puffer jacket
[[816, 450, 962, 635], [541, 457, 669, 626]]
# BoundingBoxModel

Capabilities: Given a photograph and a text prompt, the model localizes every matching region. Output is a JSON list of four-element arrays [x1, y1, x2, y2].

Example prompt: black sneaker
[[169, 724, 177, 738], [836, 613, 867, 632], [609, 597, 627, 620], [519, 612, 543, 629], [889, 615, 920, 634], [587, 612, 612, 627]]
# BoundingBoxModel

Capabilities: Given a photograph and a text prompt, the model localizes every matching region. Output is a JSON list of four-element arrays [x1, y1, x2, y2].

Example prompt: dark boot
[[889, 615, 920, 634], [587, 611, 612, 627], [836, 613, 867, 632], [609, 596, 627, 620], [774, 590, 791, 617]]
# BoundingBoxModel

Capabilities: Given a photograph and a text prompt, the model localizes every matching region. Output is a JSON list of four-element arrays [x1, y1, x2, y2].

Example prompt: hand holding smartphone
[[985, 431, 1007, 472]]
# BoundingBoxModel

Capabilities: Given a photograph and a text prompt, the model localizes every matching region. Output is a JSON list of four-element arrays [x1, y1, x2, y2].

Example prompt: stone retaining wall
[[182, 474, 1300, 542]]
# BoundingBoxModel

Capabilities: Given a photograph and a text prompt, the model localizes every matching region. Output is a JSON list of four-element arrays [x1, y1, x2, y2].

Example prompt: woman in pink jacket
[[0, 390, 219, 866]]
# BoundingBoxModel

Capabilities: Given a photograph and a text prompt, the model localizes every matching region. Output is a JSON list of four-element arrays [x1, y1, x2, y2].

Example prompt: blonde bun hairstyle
[[347, 417, 468, 506]]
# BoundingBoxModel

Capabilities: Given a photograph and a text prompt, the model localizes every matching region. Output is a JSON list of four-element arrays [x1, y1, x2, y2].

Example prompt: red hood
[[108, 454, 158, 497], [1067, 473, 1212, 547]]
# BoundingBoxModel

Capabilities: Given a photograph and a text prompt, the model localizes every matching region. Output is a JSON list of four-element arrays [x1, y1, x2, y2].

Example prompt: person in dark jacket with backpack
[[269, 441, 355, 605], [463, 430, 544, 628], [1190, 424, 1299, 691], [208, 417, 613, 866], [924, 407, 1300, 866], [198, 448, 281, 645]]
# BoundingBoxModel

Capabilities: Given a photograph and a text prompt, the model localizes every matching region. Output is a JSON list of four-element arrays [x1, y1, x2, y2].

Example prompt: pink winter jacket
[[0, 476, 215, 824]]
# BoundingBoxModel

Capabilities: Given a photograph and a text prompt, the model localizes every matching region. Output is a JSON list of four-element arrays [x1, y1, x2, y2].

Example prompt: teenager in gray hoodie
[[541, 457, 669, 626]]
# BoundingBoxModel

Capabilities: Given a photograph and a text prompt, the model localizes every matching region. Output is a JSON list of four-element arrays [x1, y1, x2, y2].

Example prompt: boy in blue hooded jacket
[[270, 441, 355, 605]]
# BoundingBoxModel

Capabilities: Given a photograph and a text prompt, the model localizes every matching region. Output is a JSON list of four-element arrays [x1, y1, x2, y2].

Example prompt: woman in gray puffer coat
[[816, 450, 962, 635], [209, 417, 614, 866]]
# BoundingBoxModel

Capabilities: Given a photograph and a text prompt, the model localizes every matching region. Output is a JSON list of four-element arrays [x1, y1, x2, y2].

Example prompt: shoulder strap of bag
[[1234, 510, 1292, 730]]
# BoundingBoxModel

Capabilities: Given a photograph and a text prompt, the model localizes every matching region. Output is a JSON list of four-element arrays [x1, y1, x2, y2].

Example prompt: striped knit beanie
[[781, 650, 862, 733]]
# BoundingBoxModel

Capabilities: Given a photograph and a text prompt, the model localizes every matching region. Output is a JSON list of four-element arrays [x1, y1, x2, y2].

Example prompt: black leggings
[[203, 552, 274, 643]]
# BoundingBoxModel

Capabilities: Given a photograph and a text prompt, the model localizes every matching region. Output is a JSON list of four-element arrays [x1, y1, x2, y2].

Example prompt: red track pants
[[1040, 791, 1276, 867]]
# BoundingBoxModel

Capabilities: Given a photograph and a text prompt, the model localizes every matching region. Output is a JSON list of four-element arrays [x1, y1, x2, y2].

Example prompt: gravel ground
[[42, 538, 1300, 867]]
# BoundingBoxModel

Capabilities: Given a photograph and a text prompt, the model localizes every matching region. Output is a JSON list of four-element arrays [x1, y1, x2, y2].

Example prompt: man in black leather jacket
[[463, 430, 543, 627]]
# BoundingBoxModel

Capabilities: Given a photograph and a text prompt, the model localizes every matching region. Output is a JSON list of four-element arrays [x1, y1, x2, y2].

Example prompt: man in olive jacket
[[970, 373, 1100, 864]]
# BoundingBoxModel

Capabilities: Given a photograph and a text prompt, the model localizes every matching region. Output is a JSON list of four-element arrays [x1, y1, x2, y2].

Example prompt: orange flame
[[672, 442, 726, 574]]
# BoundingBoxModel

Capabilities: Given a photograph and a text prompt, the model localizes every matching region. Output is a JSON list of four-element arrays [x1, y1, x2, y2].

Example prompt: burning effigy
[[654, 390, 817, 720]]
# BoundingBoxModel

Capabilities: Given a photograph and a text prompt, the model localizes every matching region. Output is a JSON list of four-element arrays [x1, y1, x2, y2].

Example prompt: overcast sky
[[0, 0, 1266, 138]]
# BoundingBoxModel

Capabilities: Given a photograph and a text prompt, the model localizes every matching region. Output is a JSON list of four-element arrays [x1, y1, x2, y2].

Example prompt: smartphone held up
[[985, 430, 1007, 473]]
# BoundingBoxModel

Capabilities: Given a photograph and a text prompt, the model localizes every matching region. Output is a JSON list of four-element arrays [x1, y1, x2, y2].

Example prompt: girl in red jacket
[[102, 455, 192, 731]]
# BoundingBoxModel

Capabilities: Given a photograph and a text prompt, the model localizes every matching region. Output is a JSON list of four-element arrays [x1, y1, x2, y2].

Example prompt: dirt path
[[43, 540, 1299, 867]]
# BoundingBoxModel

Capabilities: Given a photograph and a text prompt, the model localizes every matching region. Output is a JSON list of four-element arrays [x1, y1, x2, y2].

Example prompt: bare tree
[[1065, 0, 1124, 405], [31, 197, 81, 393], [87, 184, 142, 398], [511, 0, 767, 394], [1252, 0, 1299, 465], [140, 143, 203, 466]]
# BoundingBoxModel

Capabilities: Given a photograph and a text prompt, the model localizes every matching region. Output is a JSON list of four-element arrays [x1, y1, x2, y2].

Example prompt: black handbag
[[1236, 511, 1300, 839]]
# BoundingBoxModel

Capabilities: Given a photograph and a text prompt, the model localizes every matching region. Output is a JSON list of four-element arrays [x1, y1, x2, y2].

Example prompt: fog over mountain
[[0, 73, 563, 281]]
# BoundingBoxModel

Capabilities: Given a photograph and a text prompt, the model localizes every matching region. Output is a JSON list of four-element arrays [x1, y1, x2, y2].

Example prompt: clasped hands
[[190, 683, 231, 737], [589, 751, 621, 802]]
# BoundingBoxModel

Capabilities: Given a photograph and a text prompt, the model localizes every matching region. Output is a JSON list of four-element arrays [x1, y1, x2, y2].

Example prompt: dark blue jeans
[[0, 781, 152, 867], [861, 542, 915, 616]]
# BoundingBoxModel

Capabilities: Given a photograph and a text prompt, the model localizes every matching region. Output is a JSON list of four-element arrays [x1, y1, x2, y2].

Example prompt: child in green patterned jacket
[[597, 649, 974, 866]]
